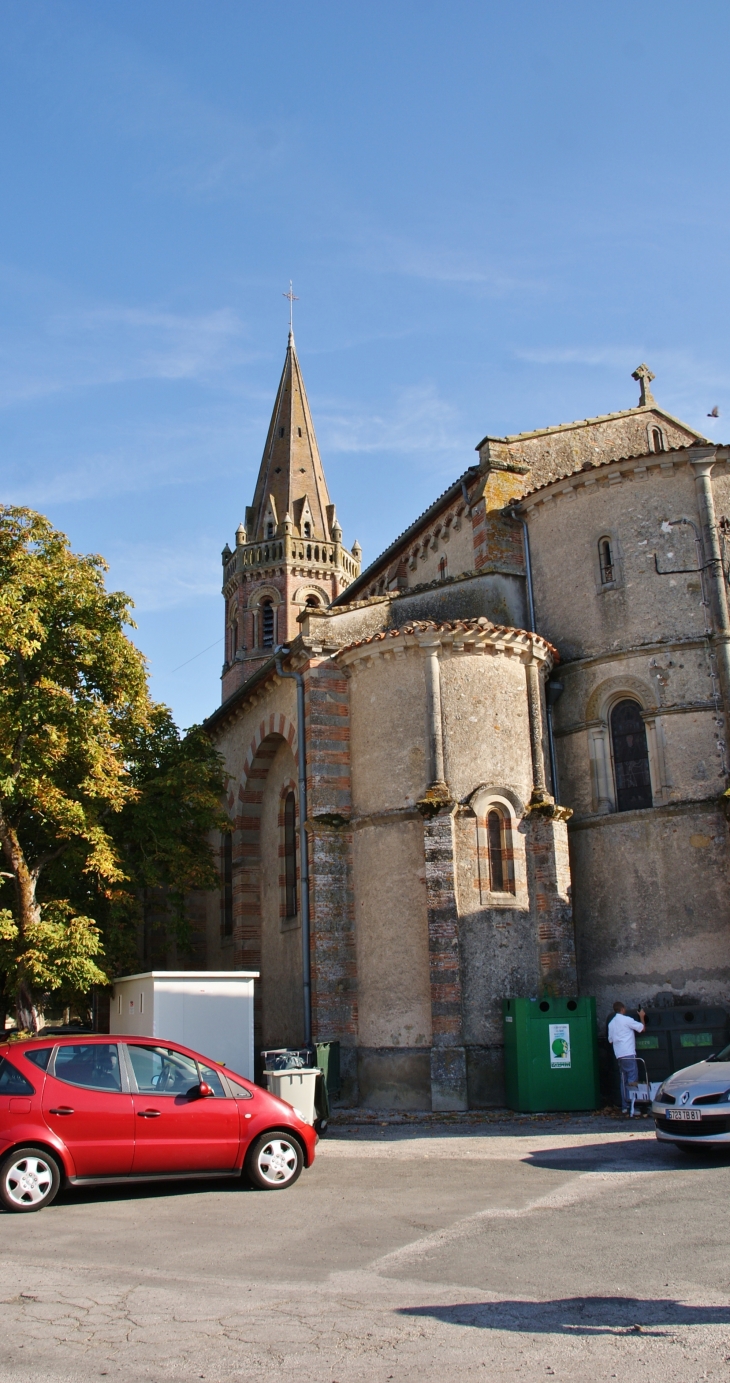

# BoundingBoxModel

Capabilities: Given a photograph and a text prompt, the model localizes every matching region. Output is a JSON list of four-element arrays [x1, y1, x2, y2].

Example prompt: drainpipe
[[274, 649, 311, 1046], [509, 508, 559, 800], [545, 679, 563, 802], [689, 450, 730, 753], [510, 509, 536, 634]]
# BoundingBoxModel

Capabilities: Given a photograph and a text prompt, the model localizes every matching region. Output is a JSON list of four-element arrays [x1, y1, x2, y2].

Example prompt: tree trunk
[[0, 809, 42, 1032]]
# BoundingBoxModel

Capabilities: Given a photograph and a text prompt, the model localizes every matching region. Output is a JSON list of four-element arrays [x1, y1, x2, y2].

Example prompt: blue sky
[[2, 1, 729, 727]]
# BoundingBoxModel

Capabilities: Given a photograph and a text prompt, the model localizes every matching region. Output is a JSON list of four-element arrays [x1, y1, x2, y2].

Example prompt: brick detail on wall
[[526, 813, 577, 995], [305, 659, 351, 817], [303, 659, 357, 1095], [423, 808, 468, 1111], [232, 734, 281, 1058], [471, 471, 528, 575]]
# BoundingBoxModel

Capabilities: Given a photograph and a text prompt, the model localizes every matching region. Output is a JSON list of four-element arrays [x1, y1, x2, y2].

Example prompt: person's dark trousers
[[617, 1056, 639, 1112]]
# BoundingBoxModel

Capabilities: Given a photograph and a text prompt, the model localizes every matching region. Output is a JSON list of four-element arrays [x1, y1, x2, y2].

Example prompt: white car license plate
[[666, 1109, 701, 1121]]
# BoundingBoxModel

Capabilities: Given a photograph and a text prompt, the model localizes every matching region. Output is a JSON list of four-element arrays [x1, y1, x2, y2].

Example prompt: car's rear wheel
[[246, 1131, 303, 1190], [0, 1147, 61, 1213]]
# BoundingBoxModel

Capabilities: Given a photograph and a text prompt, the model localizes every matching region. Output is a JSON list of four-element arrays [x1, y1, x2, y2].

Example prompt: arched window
[[303, 522, 311, 538], [222, 832, 233, 937], [610, 699, 652, 811], [651, 427, 664, 453], [598, 537, 614, 584], [305, 595, 320, 608], [284, 791, 297, 918], [487, 810, 505, 891], [438, 555, 448, 582], [230, 619, 238, 660], [260, 600, 275, 649], [266, 521, 274, 538]]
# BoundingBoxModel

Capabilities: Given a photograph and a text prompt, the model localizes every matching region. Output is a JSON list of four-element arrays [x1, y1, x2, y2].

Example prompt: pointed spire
[[247, 335, 334, 542]]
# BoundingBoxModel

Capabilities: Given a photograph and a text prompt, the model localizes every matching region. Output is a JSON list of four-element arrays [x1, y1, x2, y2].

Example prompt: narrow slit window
[[488, 810, 505, 892], [303, 522, 311, 538], [652, 427, 664, 453], [223, 832, 233, 937], [284, 791, 297, 918], [598, 537, 614, 584], [438, 555, 448, 582], [261, 600, 275, 648]]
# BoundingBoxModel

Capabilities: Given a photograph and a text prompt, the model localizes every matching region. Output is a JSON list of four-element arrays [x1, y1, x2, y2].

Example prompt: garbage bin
[[633, 1005, 729, 1080], [261, 1048, 323, 1127], [315, 1041, 340, 1098], [503, 996, 600, 1112]]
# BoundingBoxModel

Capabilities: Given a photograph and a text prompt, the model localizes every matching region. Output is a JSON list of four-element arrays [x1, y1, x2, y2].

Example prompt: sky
[[2, 1, 730, 728]]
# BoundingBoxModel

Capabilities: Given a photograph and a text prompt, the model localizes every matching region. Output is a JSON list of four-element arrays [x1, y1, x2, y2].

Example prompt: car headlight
[[655, 1084, 667, 1101]]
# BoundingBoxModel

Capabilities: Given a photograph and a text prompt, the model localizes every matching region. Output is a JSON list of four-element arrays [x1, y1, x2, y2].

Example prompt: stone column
[[525, 652, 551, 805], [527, 812, 578, 996], [587, 721, 614, 814], [422, 642, 447, 789], [422, 809, 468, 1111]]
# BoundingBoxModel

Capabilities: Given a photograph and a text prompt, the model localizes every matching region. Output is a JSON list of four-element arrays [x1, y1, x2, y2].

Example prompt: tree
[[81, 706, 230, 975], [0, 506, 228, 1030]]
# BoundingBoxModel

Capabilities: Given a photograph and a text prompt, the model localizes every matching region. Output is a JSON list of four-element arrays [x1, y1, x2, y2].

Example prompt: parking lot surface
[[1, 1116, 729, 1382]]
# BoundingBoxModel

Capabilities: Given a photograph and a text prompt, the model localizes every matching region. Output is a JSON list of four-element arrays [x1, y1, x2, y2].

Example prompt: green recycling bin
[[503, 996, 600, 1112]]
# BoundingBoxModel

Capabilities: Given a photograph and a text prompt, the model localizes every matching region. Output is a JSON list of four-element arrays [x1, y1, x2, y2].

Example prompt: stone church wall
[[523, 451, 730, 1025]]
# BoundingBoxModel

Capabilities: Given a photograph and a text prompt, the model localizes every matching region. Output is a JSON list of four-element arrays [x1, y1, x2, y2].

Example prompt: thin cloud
[[319, 384, 468, 456], [347, 226, 545, 295], [0, 274, 253, 411], [104, 541, 221, 614]]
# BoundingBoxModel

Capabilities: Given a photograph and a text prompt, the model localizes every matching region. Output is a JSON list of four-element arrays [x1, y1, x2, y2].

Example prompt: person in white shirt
[[607, 1001, 646, 1113]]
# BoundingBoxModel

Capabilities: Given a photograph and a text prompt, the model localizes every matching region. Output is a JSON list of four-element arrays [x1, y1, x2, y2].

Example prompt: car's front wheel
[[245, 1131, 303, 1190], [0, 1147, 61, 1213]]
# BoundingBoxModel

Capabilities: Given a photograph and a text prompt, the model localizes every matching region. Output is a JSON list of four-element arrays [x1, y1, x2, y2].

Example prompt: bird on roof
[[708, 406, 720, 418]]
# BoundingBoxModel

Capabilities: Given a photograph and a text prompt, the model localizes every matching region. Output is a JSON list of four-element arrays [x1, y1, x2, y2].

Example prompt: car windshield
[[223, 1070, 253, 1099], [127, 1045, 200, 1096], [707, 1043, 730, 1062], [197, 1062, 227, 1098]]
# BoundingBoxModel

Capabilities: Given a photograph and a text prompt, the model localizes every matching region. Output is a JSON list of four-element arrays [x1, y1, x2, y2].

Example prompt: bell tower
[[220, 332, 361, 700]]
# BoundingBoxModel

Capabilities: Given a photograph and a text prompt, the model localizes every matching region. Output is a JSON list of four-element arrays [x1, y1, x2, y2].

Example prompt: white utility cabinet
[[109, 971, 259, 1081]]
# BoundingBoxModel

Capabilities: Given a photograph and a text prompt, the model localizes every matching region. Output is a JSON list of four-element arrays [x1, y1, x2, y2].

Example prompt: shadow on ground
[[398, 1296, 730, 1335], [523, 1140, 730, 1173]]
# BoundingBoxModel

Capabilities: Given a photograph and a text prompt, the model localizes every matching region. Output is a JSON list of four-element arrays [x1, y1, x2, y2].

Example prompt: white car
[[652, 1043, 730, 1147]]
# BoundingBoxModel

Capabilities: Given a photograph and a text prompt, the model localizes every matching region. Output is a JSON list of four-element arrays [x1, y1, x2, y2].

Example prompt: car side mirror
[[198, 1081, 214, 1097]]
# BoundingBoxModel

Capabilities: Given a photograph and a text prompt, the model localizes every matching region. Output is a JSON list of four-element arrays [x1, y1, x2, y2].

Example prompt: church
[[197, 333, 730, 1110]]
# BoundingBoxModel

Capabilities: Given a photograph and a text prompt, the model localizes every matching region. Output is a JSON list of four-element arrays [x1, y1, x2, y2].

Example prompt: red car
[[0, 1033, 317, 1212]]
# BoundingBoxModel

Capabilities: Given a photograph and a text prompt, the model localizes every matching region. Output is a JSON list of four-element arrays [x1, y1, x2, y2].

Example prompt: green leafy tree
[[0, 507, 228, 1030]]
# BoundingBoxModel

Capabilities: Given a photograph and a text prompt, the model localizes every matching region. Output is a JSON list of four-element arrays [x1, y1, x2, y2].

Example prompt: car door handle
[[49, 1107, 74, 1115], [138, 1109, 162, 1118]]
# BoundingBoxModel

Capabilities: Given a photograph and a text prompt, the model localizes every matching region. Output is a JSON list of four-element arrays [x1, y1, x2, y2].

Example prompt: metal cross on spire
[[283, 280, 299, 340]]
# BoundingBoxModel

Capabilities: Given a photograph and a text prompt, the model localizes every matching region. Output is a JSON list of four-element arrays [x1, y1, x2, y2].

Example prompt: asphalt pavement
[[0, 1114, 729, 1382]]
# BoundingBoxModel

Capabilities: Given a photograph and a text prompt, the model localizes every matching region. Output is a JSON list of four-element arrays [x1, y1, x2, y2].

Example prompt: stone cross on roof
[[632, 363, 656, 407]]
